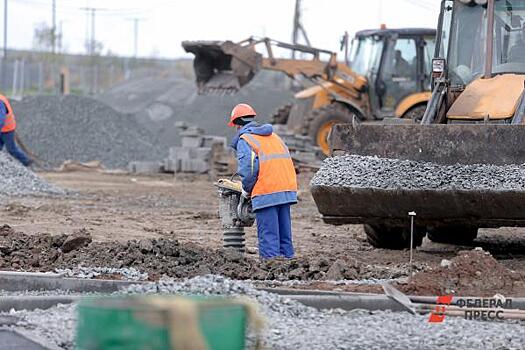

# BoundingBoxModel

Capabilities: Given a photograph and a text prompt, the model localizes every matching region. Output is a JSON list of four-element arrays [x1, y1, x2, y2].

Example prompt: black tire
[[364, 224, 425, 250], [270, 104, 292, 125], [427, 226, 478, 245], [307, 103, 360, 155], [402, 104, 427, 123]]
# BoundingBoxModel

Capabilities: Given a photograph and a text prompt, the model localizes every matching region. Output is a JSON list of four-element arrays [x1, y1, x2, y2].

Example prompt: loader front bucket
[[182, 40, 262, 95], [311, 123, 525, 229], [328, 123, 525, 166]]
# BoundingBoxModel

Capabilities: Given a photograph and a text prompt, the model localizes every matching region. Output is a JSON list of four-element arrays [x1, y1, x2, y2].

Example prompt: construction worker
[[0, 94, 31, 166], [229, 103, 298, 259]]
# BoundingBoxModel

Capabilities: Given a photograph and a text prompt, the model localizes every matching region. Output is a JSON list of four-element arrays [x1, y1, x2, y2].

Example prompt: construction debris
[[0, 152, 64, 196]]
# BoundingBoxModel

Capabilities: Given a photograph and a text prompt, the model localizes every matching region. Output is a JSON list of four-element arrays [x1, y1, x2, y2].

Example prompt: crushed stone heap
[[0, 152, 64, 196], [311, 155, 525, 191], [13, 95, 163, 169]]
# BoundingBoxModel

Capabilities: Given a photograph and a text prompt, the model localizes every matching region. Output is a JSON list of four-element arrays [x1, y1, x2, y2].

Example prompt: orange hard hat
[[228, 103, 256, 127]]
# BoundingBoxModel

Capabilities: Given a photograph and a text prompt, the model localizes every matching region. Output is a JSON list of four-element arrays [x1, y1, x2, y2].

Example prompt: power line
[[11, 0, 150, 17], [401, 0, 435, 12]]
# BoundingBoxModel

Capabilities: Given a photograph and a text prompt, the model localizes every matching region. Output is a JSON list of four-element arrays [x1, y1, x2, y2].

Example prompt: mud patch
[[0, 226, 403, 281], [399, 248, 525, 297]]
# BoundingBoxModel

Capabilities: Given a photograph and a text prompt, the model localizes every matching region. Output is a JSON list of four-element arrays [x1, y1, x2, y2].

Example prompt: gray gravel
[[126, 275, 525, 350], [0, 152, 64, 196], [98, 72, 294, 148], [312, 155, 525, 191], [13, 95, 164, 169], [4, 276, 524, 350], [4, 304, 75, 350], [55, 267, 148, 281]]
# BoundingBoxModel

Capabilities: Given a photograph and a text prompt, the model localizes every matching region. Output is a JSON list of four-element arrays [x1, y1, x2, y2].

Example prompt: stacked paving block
[[162, 125, 231, 175]]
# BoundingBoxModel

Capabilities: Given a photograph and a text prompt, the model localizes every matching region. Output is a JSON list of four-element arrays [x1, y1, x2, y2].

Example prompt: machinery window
[[424, 36, 437, 90], [438, 0, 454, 58], [349, 37, 383, 77], [383, 38, 418, 81], [447, 2, 487, 86], [493, 0, 525, 74], [379, 38, 418, 111]]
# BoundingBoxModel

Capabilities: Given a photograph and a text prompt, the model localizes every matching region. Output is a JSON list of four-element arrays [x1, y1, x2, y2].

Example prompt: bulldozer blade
[[329, 123, 525, 166], [311, 123, 525, 228], [182, 40, 262, 95]]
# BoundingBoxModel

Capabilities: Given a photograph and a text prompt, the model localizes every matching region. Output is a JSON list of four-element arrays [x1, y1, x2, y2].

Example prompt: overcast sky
[[3, 0, 440, 58]]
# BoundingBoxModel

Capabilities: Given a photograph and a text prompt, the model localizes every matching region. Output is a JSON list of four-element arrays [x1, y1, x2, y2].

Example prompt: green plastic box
[[76, 295, 247, 350]]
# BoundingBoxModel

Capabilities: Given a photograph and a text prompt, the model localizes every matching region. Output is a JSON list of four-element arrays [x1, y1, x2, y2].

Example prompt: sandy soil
[[1, 171, 524, 295]]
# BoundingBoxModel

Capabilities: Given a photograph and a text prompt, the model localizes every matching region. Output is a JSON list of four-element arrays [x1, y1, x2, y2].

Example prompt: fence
[[0, 53, 184, 98]]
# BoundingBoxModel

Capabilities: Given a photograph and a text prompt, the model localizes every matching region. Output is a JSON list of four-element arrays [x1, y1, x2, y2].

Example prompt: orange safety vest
[[240, 132, 298, 198], [0, 94, 16, 133]]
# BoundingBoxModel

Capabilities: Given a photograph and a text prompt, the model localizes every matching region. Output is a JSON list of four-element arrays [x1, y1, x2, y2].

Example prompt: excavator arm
[[182, 37, 366, 95]]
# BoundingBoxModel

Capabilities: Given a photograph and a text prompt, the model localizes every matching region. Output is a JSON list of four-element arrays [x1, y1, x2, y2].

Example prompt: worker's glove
[[241, 189, 251, 199]]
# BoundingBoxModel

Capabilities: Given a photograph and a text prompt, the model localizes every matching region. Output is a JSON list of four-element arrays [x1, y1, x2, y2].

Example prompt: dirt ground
[[1, 171, 525, 296]]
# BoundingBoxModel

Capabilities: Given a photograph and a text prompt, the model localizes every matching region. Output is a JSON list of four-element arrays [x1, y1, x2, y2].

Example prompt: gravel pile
[[5, 276, 525, 350], [0, 152, 64, 196], [312, 155, 525, 190], [55, 267, 148, 281], [5, 304, 76, 350], [13, 95, 163, 168], [98, 73, 294, 147]]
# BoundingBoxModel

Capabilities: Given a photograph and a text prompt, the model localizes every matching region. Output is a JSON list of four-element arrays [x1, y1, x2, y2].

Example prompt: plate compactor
[[216, 179, 255, 253]]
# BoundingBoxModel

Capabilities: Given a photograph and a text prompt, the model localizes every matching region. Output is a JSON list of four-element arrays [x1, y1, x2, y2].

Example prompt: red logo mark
[[428, 295, 453, 323]]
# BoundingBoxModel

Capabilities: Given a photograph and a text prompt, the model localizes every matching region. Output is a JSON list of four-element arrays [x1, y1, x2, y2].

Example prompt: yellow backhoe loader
[[311, 0, 525, 248], [182, 28, 436, 155]]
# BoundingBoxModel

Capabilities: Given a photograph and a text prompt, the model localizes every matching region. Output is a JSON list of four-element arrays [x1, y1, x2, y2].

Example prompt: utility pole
[[133, 18, 138, 57], [51, 0, 56, 54], [57, 20, 64, 53], [80, 7, 101, 94], [80, 7, 99, 56], [291, 0, 310, 58], [127, 18, 144, 58], [129, 18, 144, 58], [3, 0, 7, 58]]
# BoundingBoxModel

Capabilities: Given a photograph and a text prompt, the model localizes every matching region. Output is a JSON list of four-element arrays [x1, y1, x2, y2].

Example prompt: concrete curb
[[0, 271, 146, 293], [1, 274, 523, 313], [288, 294, 407, 311], [260, 287, 525, 310]]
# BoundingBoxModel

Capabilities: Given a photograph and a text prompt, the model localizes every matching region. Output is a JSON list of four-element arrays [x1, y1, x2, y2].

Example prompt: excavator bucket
[[311, 123, 525, 228], [182, 40, 262, 95]]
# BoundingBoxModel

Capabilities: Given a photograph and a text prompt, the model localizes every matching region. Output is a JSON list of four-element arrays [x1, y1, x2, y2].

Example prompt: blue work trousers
[[255, 203, 294, 259], [0, 131, 31, 166]]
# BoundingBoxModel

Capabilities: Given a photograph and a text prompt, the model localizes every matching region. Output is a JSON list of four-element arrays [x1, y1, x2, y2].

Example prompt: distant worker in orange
[[0, 94, 31, 166], [229, 103, 298, 259]]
